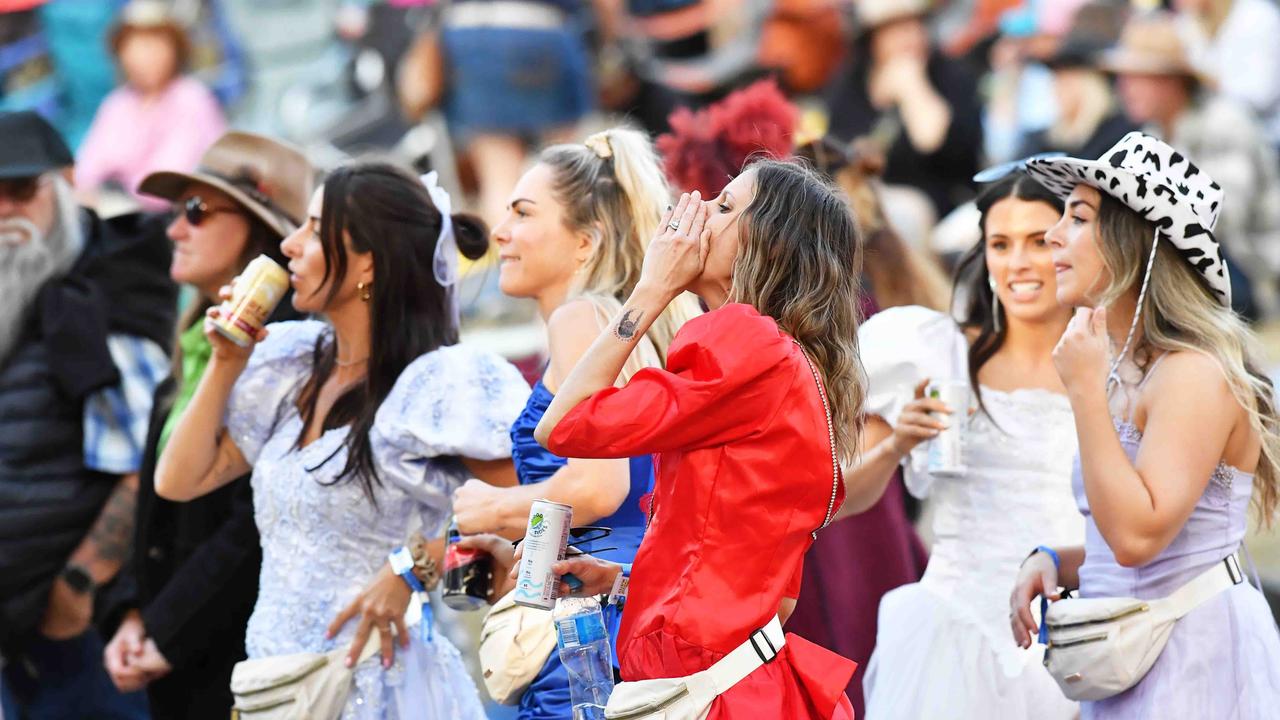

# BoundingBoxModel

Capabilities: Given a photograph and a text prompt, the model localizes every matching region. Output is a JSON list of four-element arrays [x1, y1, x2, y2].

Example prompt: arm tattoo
[[614, 309, 643, 342], [86, 478, 138, 566]]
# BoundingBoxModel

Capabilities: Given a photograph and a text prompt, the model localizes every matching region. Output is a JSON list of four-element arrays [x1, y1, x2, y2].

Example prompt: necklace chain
[[794, 340, 839, 540]]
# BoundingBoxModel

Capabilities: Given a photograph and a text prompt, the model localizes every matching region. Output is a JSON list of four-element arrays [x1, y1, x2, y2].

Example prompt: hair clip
[[584, 132, 613, 160]]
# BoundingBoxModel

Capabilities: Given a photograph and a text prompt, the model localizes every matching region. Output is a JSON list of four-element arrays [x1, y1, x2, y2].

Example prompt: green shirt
[[157, 320, 213, 457]]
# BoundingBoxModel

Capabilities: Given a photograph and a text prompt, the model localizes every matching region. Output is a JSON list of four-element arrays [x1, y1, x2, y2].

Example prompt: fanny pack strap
[[1161, 554, 1244, 620], [704, 616, 786, 694]]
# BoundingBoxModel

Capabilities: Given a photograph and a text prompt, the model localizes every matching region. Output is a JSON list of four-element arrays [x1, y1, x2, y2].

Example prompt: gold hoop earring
[[357, 281, 371, 302]]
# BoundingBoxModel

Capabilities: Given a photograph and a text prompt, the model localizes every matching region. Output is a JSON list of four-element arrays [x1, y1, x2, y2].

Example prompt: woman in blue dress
[[451, 127, 697, 719]]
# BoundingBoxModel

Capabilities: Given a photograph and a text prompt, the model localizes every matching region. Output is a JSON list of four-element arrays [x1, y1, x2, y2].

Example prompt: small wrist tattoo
[[614, 309, 643, 341]]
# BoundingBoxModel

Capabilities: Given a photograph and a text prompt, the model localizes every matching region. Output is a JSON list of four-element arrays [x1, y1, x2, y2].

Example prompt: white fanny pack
[[1042, 554, 1244, 701], [477, 589, 558, 705], [230, 630, 385, 720], [603, 615, 785, 720]]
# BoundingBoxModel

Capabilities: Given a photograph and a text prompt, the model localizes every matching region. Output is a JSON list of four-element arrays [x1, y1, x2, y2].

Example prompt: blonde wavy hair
[[1095, 195, 1280, 524], [539, 128, 700, 379], [729, 160, 867, 463]]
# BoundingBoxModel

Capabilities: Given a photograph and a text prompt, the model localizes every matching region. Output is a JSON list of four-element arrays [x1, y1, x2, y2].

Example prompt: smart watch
[[61, 564, 96, 595]]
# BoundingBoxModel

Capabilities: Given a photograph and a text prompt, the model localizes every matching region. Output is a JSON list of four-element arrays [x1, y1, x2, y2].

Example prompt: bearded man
[[0, 110, 175, 719]]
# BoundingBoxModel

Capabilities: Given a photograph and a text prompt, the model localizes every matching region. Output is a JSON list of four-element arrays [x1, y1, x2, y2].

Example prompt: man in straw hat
[[1102, 10, 1280, 320], [0, 109, 173, 719], [96, 130, 313, 720]]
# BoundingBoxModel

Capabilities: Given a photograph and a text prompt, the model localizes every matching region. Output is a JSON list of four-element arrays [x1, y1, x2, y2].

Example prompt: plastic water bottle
[[553, 596, 614, 720]]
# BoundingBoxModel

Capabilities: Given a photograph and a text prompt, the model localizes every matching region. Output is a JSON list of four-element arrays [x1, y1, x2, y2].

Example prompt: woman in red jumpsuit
[[534, 161, 863, 719]]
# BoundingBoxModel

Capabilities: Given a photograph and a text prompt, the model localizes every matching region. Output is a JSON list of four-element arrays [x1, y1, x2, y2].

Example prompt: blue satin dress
[[510, 379, 653, 720]]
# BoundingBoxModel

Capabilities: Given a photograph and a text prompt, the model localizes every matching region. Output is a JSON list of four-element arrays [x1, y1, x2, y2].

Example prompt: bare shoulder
[[1143, 350, 1234, 414], [545, 298, 610, 389]]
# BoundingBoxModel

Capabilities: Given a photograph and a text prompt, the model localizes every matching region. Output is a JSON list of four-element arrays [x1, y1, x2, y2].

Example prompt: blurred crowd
[[3, 0, 1279, 325]]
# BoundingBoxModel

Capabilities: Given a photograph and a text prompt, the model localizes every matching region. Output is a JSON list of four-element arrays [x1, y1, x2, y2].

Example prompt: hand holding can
[[210, 255, 289, 348], [925, 380, 970, 476]]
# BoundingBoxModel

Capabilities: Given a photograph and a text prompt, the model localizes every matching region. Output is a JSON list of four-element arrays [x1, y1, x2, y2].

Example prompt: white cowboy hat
[[1025, 131, 1229, 306]]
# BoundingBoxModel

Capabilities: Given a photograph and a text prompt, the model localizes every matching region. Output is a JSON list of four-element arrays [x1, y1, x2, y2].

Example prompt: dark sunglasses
[[972, 152, 1066, 184], [0, 177, 45, 203], [181, 195, 241, 226]]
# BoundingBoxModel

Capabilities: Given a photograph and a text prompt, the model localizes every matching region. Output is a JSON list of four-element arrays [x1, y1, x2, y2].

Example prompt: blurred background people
[[98, 131, 312, 720], [825, 0, 984, 219], [0, 109, 174, 720], [74, 0, 226, 212], [1175, 0, 1280, 150], [1015, 2, 1135, 161], [439, 0, 594, 225], [1104, 10, 1280, 321]]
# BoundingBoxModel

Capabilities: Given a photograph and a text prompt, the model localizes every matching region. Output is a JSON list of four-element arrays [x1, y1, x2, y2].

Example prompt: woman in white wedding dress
[[156, 162, 530, 719], [836, 167, 1084, 719]]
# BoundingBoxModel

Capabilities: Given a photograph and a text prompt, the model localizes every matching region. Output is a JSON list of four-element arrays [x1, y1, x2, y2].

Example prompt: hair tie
[[420, 171, 460, 328], [584, 132, 613, 160]]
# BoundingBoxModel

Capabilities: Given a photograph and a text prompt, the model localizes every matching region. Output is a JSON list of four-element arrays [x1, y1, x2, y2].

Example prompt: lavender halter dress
[[1074, 402, 1280, 718]]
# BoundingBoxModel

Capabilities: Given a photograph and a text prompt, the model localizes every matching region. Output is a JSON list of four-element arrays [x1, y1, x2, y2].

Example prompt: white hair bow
[[420, 171, 459, 328]]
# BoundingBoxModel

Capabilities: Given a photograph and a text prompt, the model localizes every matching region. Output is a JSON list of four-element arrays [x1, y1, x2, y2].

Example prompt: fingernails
[[383, 658, 391, 669], [345, 657, 354, 668]]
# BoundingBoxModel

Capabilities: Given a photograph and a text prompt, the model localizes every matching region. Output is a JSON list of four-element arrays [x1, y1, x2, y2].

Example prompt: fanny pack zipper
[[1046, 602, 1150, 630], [605, 685, 690, 720]]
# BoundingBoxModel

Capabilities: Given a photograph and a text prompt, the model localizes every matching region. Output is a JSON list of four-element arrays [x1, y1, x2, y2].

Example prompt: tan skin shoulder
[[544, 297, 609, 393], [1133, 349, 1261, 473]]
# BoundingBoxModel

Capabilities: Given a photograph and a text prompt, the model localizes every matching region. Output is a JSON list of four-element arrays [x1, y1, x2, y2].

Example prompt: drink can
[[514, 500, 573, 610], [212, 255, 289, 347], [926, 381, 969, 476], [442, 519, 492, 611]]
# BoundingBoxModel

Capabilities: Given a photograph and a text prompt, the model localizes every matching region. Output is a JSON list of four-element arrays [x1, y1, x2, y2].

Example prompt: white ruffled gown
[[858, 307, 1084, 720], [224, 320, 532, 720]]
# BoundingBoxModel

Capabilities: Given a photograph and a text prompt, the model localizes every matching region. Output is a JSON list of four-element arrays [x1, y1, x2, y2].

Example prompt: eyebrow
[[511, 198, 537, 207], [1068, 199, 1095, 211], [722, 190, 735, 202]]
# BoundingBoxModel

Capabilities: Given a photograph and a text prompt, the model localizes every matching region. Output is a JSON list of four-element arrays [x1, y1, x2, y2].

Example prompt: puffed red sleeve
[[547, 304, 794, 458]]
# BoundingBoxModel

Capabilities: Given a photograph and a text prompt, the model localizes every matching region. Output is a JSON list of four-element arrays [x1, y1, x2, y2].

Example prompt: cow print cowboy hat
[[1025, 132, 1229, 306]]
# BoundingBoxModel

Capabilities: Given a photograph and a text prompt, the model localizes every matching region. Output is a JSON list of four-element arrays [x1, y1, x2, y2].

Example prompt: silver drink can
[[926, 381, 969, 476], [513, 499, 573, 610]]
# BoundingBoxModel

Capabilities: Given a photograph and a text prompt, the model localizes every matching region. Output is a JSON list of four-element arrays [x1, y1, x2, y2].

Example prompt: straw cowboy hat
[[139, 131, 315, 238], [1097, 11, 1213, 88], [856, 0, 932, 32], [1026, 132, 1229, 306]]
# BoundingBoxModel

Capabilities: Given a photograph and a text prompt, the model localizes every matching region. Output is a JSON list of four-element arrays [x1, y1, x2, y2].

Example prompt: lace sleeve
[[372, 345, 530, 505], [858, 306, 969, 498], [224, 320, 325, 463]]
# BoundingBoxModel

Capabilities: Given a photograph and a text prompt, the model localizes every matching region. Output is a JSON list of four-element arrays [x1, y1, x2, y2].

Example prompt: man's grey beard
[[0, 177, 85, 365]]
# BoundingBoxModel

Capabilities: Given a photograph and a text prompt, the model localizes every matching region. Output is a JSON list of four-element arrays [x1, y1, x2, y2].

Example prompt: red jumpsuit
[[548, 304, 857, 719]]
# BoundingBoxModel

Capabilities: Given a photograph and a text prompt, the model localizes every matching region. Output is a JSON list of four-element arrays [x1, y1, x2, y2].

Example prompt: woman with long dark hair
[[528, 161, 863, 718], [838, 168, 1083, 719], [154, 162, 531, 718]]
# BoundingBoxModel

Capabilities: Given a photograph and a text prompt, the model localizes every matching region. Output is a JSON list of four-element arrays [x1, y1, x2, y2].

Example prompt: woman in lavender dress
[[156, 162, 531, 718], [1010, 133, 1280, 718]]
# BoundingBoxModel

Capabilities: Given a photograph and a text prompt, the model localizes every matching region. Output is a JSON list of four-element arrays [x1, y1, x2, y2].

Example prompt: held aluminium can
[[212, 255, 289, 347], [514, 500, 573, 610], [926, 381, 969, 476]]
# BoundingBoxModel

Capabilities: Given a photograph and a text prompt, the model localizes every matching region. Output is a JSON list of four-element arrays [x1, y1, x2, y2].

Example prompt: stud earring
[[357, 281, 371, 302]]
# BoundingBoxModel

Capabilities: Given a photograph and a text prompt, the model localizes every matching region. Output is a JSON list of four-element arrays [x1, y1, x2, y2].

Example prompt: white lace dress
[[858, 307, 1084, 720], [224, 320, 531, 720]]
